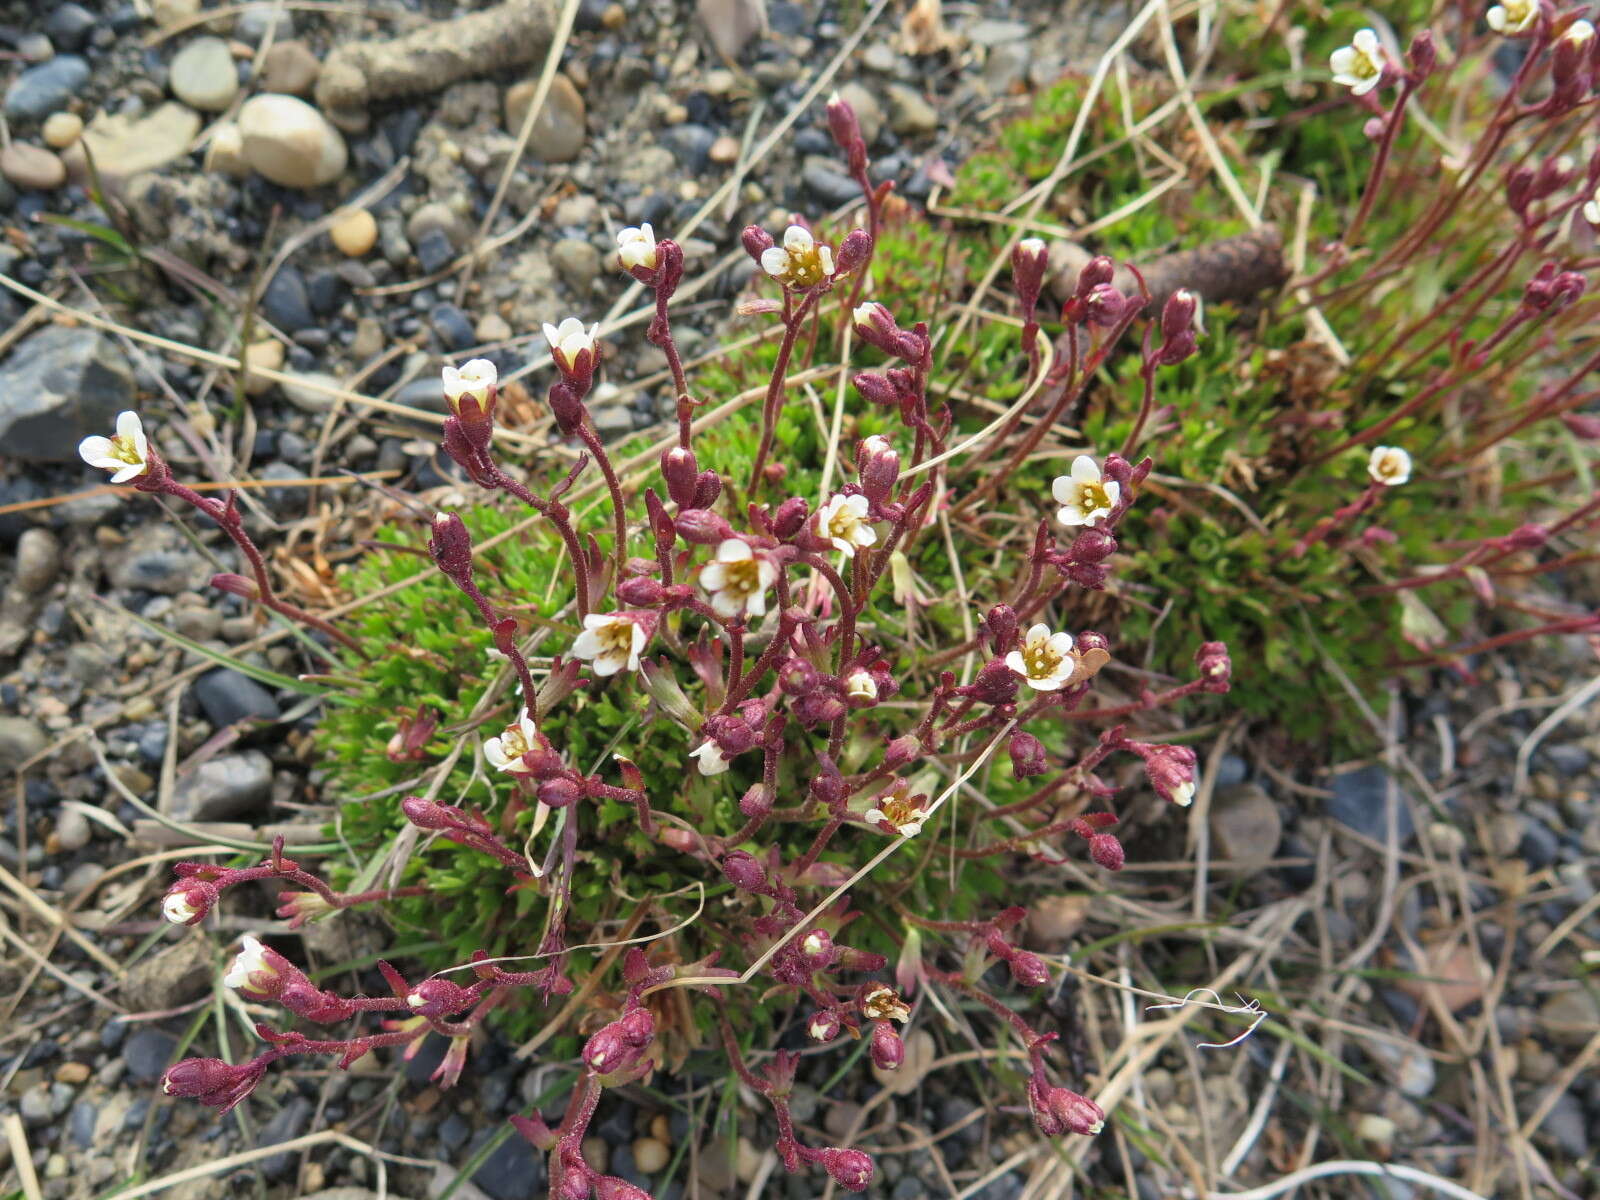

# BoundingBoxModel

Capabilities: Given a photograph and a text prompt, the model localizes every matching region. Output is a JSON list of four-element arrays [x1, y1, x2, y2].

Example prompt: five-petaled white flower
[[761, 225, 835, 289], [1487, 0, 1539, 34], [1368, 445, 1412, 487], [1585, 186, 1600, 227], [571, 612, 647, 676], [1005, 624, 1077, 691], [442, 358, 496, 414], [484, 708, 539, 774], [1329, 29, 1387, 95], [162, 891, 199, 924], [78, 410, 151, 483], [617, 223, 658, 271], [1052, 455, 1121, 528], [813, 493, 878, 557], [543, 317, 599, 373], [223, 935, 277, 992], [845, 670, 878, 703], [689, 739, 731, 776], [700, 538, 778, 620]]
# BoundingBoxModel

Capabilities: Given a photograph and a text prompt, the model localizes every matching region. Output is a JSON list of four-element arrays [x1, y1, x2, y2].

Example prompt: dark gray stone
[[122, 1028, 179, 1081], [414, 228, 454, 274], [258, 1096, 314, 1180], [45, 5, 98, 52], [1327, 764, 1414, 843], [69, 1098, 98, 1147], [194, 668, 282, 726], [0, 325, 134, 462], [170, 749, 273, 821], [430, 303, 476, 351], [802, 160, 859, 206], [1521, 816, 1561, 869], [4, 55, 90, 121], [261, 266, 315, 332], [659, 123, 716, 170], [305, 267, 345, 316], [1541, 743, 1590, 775], [469, 1128, 547, 1200], [1540, 1091, 1588, 1158]]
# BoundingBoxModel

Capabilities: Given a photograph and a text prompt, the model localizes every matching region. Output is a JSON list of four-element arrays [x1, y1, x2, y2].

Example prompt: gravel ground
[[3, 2, 1599, 1199]]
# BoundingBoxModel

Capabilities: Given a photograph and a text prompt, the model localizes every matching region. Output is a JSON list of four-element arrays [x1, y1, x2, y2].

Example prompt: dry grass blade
[[2, 1112, 43, 1200]]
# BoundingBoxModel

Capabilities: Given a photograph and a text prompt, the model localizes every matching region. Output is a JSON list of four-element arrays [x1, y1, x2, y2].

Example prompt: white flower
[[861, 984, 912, 1022], [1170, 780, 1197, 807], [442, 358, 497, 413], [865, 802, 925, 838], [813, 493, 878, 557], [1052, 455, 1121, 528], [845, 670, 878, 703], [223, 935, 277, 992], [699, 538, 778, 620], [542, 317, 599, 372], [484, 708, 539, 774], [760, 224, 835, 289], [1005, 624, 1076, 691], [1329, 29, 1387, 95], [689, 740, 731, 776], [617, 222, 658, 271], [78, 410, 150, 483], [1487, 0, 1539, 34], [1367, 445, 1412, 487], [162, 892, 198, 924], [571, 612, 647, 676], [1585, 186, 1600, 227]]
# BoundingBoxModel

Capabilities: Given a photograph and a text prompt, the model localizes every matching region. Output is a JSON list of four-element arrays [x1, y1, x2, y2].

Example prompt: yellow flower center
[[501, 726, 532, 759], [878, 790, 922, 830], [783, 246, 828, 289], [110, 434, 143, 466], [720, 558, 761, 598], [826, 509, 860, 541], [1022, 639, 1064, 680], [1072, 480, 1111, 517], [1353, 52, 1379, 79], [596, 621, 634, 657]]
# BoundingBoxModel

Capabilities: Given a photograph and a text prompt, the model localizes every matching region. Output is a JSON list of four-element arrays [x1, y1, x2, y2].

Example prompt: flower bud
[[722, 850, 767, 893], [1009, 949, 1051, 988], [984, 604, 1018, 652], [964, 658, 1020, 706], [1554, 19, 1595, 85], [673, 508, 735, 545], [583, 1006, 655, 1074], [1008, 731, 1049, 779], [1083, 282, 1128, 328], [1405, 28, 1437, 80], [1156, 288, 1200, 365], [807, 1009, 842, 1042], [819, 1147, 875, 1193], [739, 783, 773, 819], [209, 572, 260, 601], [162, 880, 218, 926], [1028, 1077, 1106, 1137], [771, 495, 810, 538], [852, 370, 897, 407], [400, 795, 454, 831], [428, 512, 474, 581], [1195, 641, 1231, 692], [799, 928, 836, 969], [856, 434, 900, 503], [869, 1022, 904, 1070], [660, 446, 698, 507], [162, 1056, 267, 1114], [741, 225, 775, 261], [1144, 744, 1198, 806], [778, 657, 818, 695], [616, 575, 665, 606], [1012, 237, 1049, 312], [537, 777, 584, 808], [883, 734, 920, 769], [826, 91, 867, 174], [1089, 833, 1125, 871], [1562, 412, 1600, 439], [835, 229, 873, 276], [1074, 255, 1115, 299], [692, 470, 722, 509]]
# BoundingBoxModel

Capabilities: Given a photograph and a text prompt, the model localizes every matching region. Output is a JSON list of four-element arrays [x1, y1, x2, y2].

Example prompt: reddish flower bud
[[548, 380, 588, 437], [1155, 289, 1200, 365], [1505, 165, 1535, 216], [807, 1009, 842, 1042], [400, 795, 454, 830], [1075, 630, 1110, 656], [674, 508, 735, 545], [1009, 731, 1049, 779], [1074, 255, 1115, 299], [209, 572, 260, 601], [1069, 527, 1119, 563], [835, 229, 873, 276], [778, 657, 819, 695], [583, 1006, 655, 1074], [819, 1147, 875, 1193], [739, 783, 773, 818], [855, 434, 900, 503], [722, 850, 767, 893], [428, 512, 475, 582], [771, 495, 810, 538], [1089, 833, 1125, 871], [826, 92, 867, 174], [162, 1056, 268, 1114], [799, 928, 836, 970], [692, 470, 722, 509], [1008, 950, 1051, 988], [616, 575, 665, 606], [1028, 1077, 1106, 1137], [869, 1022, 904, 1070], [1083, 282, 1129, 328], [1011, 237, 1049, 313], [741, 225, 775, 261], [404, 977, 477, 1018], [883, 734, 920, 769], [852, 370, 897, 407], [1562, 412, 1600, 439], [537, 777, 584, 808], [1195, 641, 1231, 692], [1405, 28, 1436, 81], [984, 604, 1018, 652], [962, 658, 1019, 706], [660, 446, 698, 507]]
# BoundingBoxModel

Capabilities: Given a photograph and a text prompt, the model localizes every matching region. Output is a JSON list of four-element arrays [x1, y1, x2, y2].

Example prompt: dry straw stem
[[3, 1112, 43, 1200], [100, 1130, 434, 1200]]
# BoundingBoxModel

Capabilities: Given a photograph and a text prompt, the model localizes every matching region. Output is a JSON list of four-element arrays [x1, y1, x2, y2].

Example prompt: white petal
[[716, 538, 752, 563], [572, 630, 602, 660], [1026, 674, 1062, 692], [1102, 480, 1121, 508], [831, 537, 856, 558], [109, 463, 145, 484], [1047, 632, 1074, 655], [484, 738, 511, 769], [582, 613, 613, 630], [78, 436, 114, 468], [761, 247, 789, 277], [1352, 75, 1381, 95], [1004, 650, 1028, 676], [1071, 455, 1101, 483], [1051, 475, 1076, 505], [541, 323, 560, 348], [1025, 624, 1051, 645], [1352, 29, 1380, 55], [745, 590, 767, 618], [1329, 47, 1357, 75], [700, 563, 728, 592], [710, 590, 743, 620], [592, 654, 621, 677], [784, 225, 813, 251], [757, 559, 779, 588], [818, 246, 834, 275], [843, 494, 871, 518], [115, 410, 144, 444], [1058, 506, 1086, 527]]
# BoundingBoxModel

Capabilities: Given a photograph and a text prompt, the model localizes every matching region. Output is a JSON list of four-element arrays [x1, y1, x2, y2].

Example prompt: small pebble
[[241, 339, 285, 395], [1, 142, 67, 190], [169, 36, 240, 112], [709, 134, 740, 164], [632, 1137, 669, 1174], [42, 111, 84, 149], [330, 208, 378, 256]]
